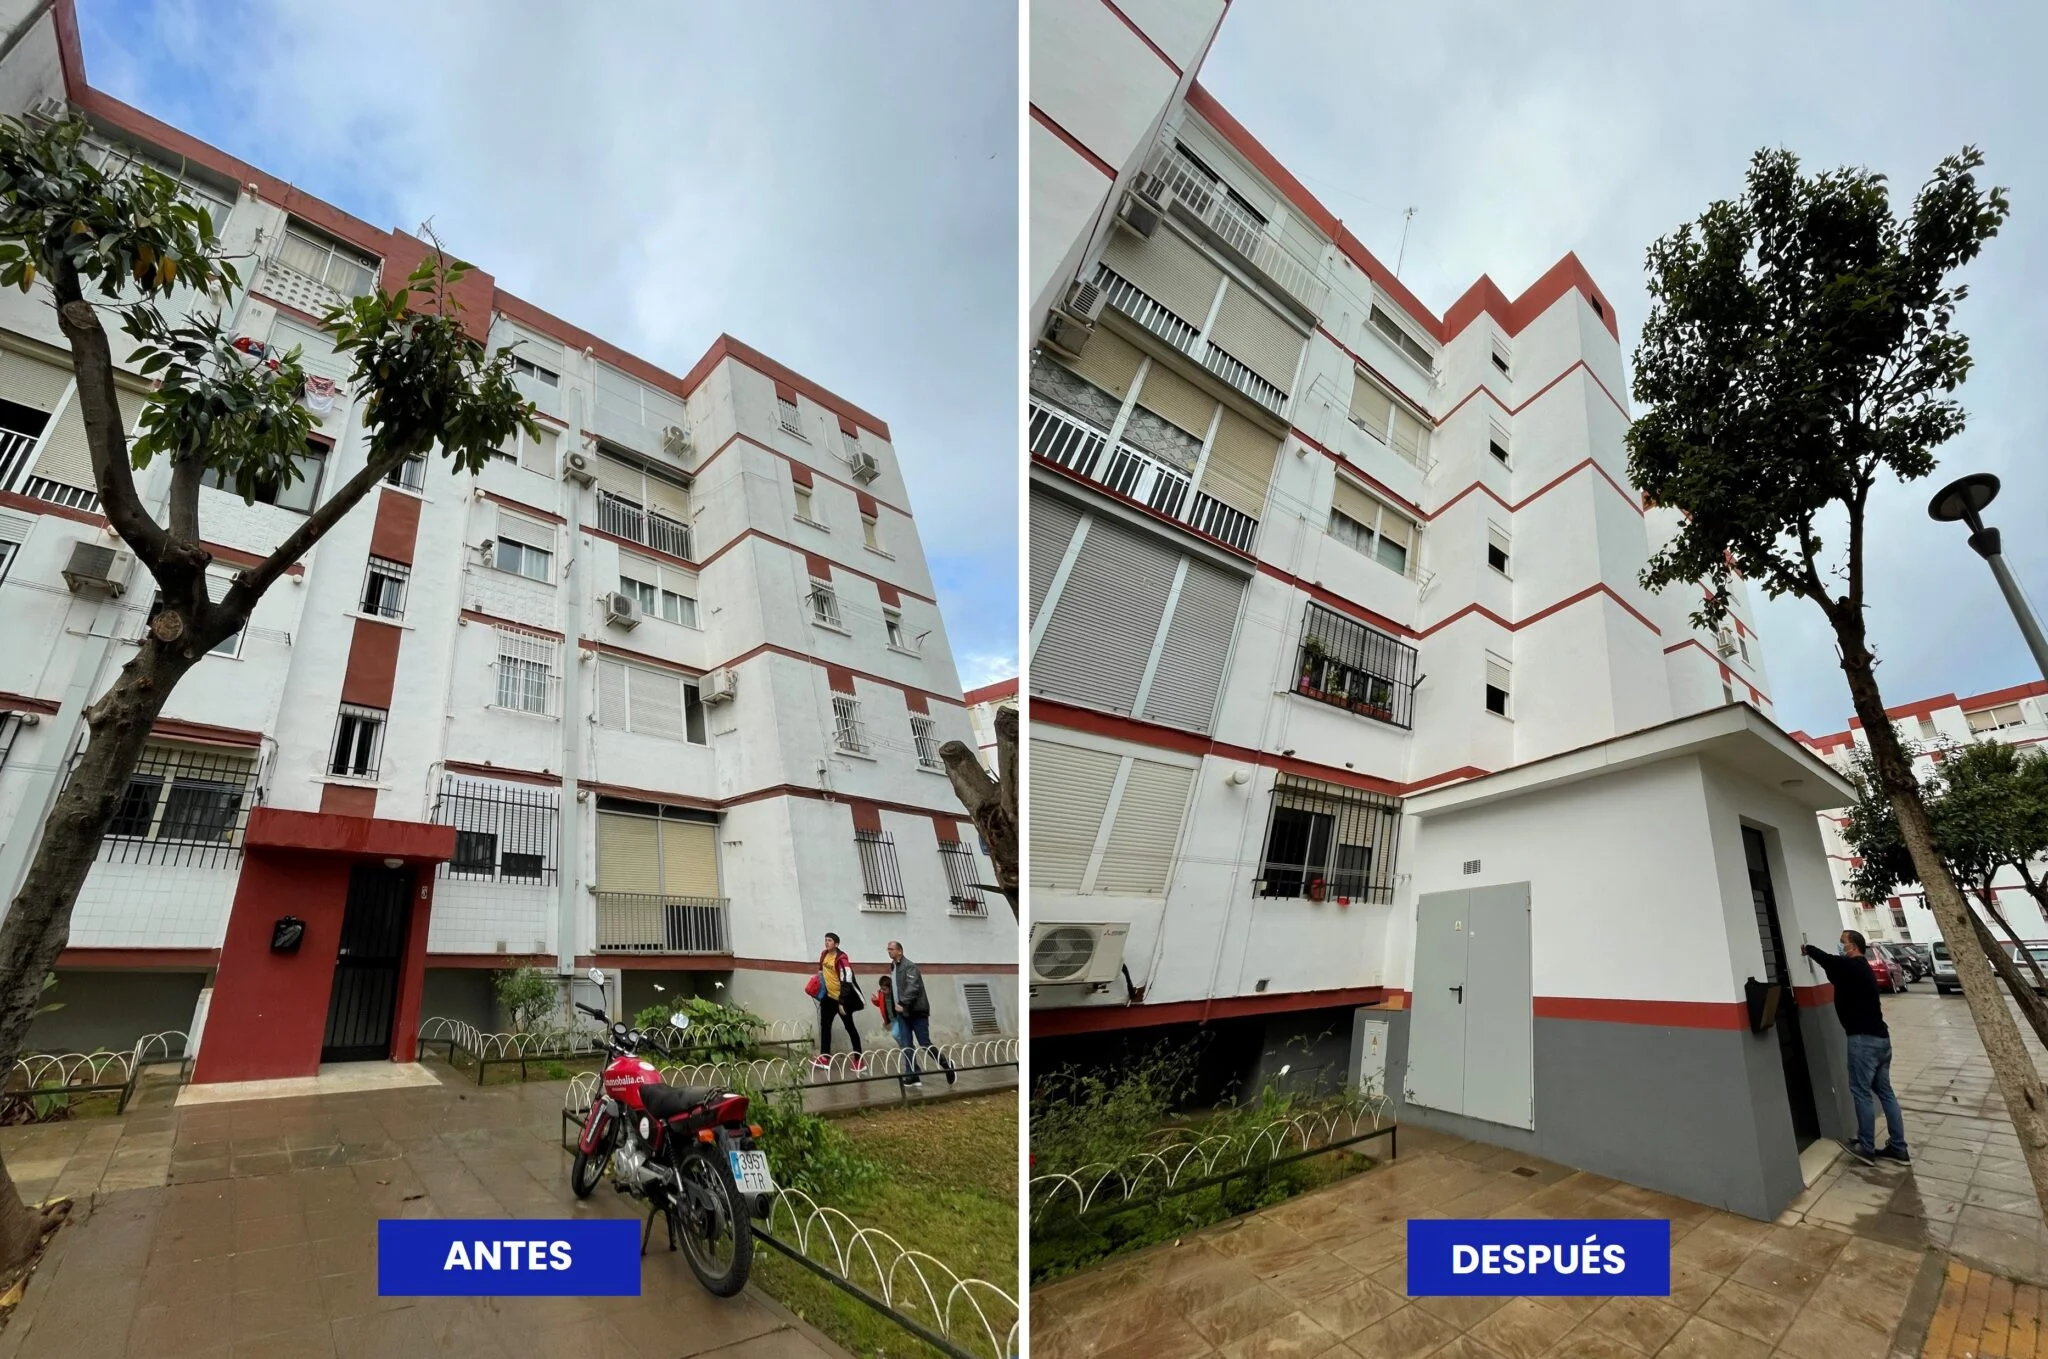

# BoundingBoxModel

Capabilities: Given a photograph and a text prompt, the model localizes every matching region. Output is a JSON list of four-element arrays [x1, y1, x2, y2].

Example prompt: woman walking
[[809, 932, 864, 1069]]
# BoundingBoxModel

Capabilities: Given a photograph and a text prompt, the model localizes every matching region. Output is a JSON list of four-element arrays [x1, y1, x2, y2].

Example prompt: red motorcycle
[[569, 968, 774, 1297]]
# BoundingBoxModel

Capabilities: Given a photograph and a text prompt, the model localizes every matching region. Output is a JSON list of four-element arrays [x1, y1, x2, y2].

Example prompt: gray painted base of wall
[[30, 970, 206, 1053], [1384, 1006, 1850, 1221]]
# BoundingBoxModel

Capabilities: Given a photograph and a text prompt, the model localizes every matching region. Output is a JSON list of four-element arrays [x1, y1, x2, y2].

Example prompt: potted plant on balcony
[[1299, 637, 1329, 699]]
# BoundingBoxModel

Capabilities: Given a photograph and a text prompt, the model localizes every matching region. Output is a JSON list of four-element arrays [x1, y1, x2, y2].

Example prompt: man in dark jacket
[[1801, 930, 1909, 1165], [887, 940, 956, 1089]]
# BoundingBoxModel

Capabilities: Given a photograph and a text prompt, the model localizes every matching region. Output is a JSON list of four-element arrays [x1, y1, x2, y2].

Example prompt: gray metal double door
[[1407, 884, 1534, 1130]]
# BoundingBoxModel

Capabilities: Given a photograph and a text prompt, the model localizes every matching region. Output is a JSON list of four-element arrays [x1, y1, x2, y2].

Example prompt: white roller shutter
[[1093, 758, 1196, 896], [592, 455, 643, 502], [1031, 512, 1178, 715], [642, 470, 691, 522], [1140, 557, 1245, 734], [1029, 741, 1121, 891], [598, 659, 629, 729], [1208, 284, 1305, 394], [628, 666, 686, 739], [1101, 228, 1222, 327], [1030, 491, 1083, 623], [0, 347, 71, 412]]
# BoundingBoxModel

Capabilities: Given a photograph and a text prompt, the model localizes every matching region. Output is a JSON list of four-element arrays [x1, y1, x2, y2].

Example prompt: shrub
[[749, 1081, 879, 1198], [492, 965, 559, 1034], [632, 995, 766, 1061]]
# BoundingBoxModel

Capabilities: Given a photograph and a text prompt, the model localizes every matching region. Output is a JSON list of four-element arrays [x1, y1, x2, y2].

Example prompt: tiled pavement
[[0, 1063, 858, 1359], [1922, 1260, 2048, 1358]]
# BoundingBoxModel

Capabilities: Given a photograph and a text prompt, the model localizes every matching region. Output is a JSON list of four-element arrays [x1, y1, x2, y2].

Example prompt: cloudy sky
[[1202, 0, 2048, 736], [75, 0, 1020, 689]]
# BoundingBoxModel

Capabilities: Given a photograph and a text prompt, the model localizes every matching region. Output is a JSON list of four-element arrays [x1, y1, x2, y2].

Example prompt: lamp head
[[1929, 473, 2000, 530]]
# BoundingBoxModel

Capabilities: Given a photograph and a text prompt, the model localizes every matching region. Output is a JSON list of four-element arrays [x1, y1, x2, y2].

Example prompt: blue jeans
[[1846, 1033, 1907, 1153], [896, 1013, 950, 1080]]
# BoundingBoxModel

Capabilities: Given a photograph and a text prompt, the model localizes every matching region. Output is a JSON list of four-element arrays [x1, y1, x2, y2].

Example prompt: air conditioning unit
[[847, 449, 880, 484], [1061, 277, 1106, 324], [25, 97, 67, 126], [563, 450, 597, 486], [661, 425, 693, 461], [1028, 921, 1130, 987], [603, 591, 642, 629], [1716, 629, 1738, 658], [701, 667, 738, 705], [60, 542, 132, 597], [1114, 189, 1162, 239]]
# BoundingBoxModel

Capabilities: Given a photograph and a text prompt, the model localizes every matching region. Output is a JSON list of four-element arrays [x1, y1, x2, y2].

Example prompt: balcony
[[592, 402, 671, 464], [594, 892, 730, 955], [596, 490, 693, 560], [1030, 399, 1258, 554], [1093, 265, 1288, 421], [0, 427, 37, 492], [1144, 143, 1329, 321]]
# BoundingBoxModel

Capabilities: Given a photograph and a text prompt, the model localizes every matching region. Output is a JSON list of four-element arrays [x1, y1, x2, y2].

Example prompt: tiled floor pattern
[[1921, 1261, 2048, 1358]]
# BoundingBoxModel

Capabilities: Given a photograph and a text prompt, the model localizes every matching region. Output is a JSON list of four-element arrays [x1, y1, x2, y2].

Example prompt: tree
[[940, 703, 1017, 918], [0, 113, 535, 1271], [1621, 145, 2048, 1207]]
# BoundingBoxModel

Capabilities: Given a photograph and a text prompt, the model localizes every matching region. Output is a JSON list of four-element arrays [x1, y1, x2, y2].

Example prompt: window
[[1488, 423, 1511, 465], [360, 556, 409, 620], [452, 830, 497, 875], [911, 714, 941, 770], [597, 659, 707, 744], [1967, 703, 2026, 733], [1737, 632, 1750, 663], [100, 742, 257, 866], [1029, 738, 1196, 895], [1295, 602, 1418, 728], [507, 425, 558, 477], [434, 775, 559, 884], [1892, 906, 1909, 932], [494, 626, 558, 716], [494, 510, 554, 583], [884, 608, 913, 651], [1918, 715, 1938, 741], [794, 486, 819, 524], [833, 695, 868, 754], [274, 225, 378, 299], [620, 558, 698, 627], [855, 829, 906, 911], [1723, 680, 1736, 705], [777, 397, 804, 436], [1485, 654, 1512, 717], [1488, 523, 1511, 576], [810, 582, 843, 628], [146, 575, 243, 658], [1257, 773, 1400, 903], [510, 355, 559, 387], [329, 704, 386, 780], [384, 454, 426, 492], [0, 536, 15, 587], [939, 839, 984, 915], [592, 456, 692, 558], [862, 514, 882, 552], [1491, 349, 1511, 377], [1328, 478, 1417, 576], [201, 437, 329, 513], [1369, 305, 1436, 371], [594, 799, 725, 952]]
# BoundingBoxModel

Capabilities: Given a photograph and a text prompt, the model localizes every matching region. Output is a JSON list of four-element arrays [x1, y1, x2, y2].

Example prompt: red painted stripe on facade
[[441, 760, 563, 787], [319, 784, 379, 817], [1291, 429, 1426, 521], [1426, 454, 1642, 522], [55, 947, 220, 970], [461, 609, 564, 642], [339, 617, 403, 709], [708, 642, 966, 709], [963, 678, 1019, 705], [575, 639, 702, 677], [1417, 582, 1662, 642], [674, 333, 891, 441], [1029, 104, 1116, 180], [0, 490, 101, 528], [1099, 0, 1181, 73], [151, 717, 263, 748], [693, 528, 936, 604], [1032, 986, 1390, 1036], [1663, 638, 1775, 705], [0, 692, 61, 715], [1534, 997, 1746, 1029]]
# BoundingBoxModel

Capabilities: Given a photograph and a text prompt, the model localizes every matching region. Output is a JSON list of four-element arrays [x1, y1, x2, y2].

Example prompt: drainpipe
[[556, 386, 587, 979]]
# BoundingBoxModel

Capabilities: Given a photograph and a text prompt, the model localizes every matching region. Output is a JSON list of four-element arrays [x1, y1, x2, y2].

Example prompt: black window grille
[[854, 830, 906, 912], [99, 742, 261, 868], [433, 775, 559, 884], [939, 840, 984, 915], [330, 704, 384, 780], [1294, 602, 1418, 728], [1256, 773, 1401, 905]]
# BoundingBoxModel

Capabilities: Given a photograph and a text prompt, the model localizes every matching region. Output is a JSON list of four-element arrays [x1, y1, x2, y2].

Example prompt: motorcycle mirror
[[670, 1013, 690, 1032], [587, 967, 605, 987]]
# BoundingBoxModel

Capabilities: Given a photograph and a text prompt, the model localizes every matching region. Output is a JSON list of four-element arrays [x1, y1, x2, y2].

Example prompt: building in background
[[964, 677, 1017, 772], [1798, 679, 2048, 945], [0, 0, 1011, 1082], [1028, 0, 1856, 1220]]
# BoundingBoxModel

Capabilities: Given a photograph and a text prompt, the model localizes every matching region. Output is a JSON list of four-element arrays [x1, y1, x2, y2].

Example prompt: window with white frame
[[910, 714, 941, 770], [1491, 337, 1512, 378], [507, 425, 558, 477], [510, 355, 559, 387], [862, 514, 882, 552], [1327, 478, 1417, 576], [1968, 703, 2027, 733], [274, 225, 378, 299], [1489, 423, 1511, 465], [384, 454, 427, 492], [146, 573, 244, 658], [809, 580, 842, 628], [1918, 715, 1938, 740], [1370, 305, 1436, 372], [1485, 653, 1512, 718], [793, 485, 820, 525], [832, 694, 868, 754], [1487, 523, 1511, 576], [777, 396, 804, 436], [494, 509, 554, 582], [884, 607, 912, 651], [494, 626, 558, 716], [619, 557, 699, 628], [329, 704, 386, 779], [201, 437, 330, 514], [597, 658, 707, 744], [360, 556, 409, 620], [1737, 631, 1750, 663], [1345, 368, 1432, 467], [592, 454, 692, 558], [0, 536, 15, 587]]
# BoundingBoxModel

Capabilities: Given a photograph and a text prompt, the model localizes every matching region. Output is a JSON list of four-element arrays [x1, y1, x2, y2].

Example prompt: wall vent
[[1461, 859, 1482, 876]]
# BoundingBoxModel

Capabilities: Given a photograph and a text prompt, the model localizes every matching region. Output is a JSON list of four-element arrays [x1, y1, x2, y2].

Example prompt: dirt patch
[[0, 1197, 74, 1335]]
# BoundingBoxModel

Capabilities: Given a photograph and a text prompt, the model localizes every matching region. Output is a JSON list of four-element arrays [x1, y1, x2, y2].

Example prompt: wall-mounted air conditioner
[[847, 449, 880, 484], [60, 542, 132, 597], [603, 591, 642, 629], [1028, 921, 1129, 987], [1114, 189, 1162, 239], [1716, 629, 1738, 658], [1062, 277, 1105, 324], [564, 450, 597, 486], [701, 667, 738, 705], [661, 425, 693, 462]]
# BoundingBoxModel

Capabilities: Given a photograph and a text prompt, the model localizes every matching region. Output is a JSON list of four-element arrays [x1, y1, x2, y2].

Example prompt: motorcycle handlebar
[[575, 1002, 606, 1021]]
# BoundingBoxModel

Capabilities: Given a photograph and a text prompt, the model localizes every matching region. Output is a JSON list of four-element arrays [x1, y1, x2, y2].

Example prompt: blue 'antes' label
[[1406, 1219, 1671, 1296], [378, 1220, 642, 1296]]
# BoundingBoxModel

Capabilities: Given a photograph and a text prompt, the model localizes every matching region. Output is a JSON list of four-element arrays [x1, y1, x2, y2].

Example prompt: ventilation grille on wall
[[1462, 859, 1482, 875], [960, 981, 1002, 1035]]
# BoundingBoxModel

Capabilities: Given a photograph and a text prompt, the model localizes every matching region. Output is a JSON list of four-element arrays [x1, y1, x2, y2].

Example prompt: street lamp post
[[1928, 472, 2048, 683]]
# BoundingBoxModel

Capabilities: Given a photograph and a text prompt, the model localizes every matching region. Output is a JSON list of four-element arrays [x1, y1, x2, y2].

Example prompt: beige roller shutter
[[597, 812, 661, 893], [660, 820, 719, 897], [1132, 362, 1216, 438], [1379, 505, 1415, 557], [627, 665, 686, 739], [642, 470, 691, 522], [1094, 758, 1196, 896], [597, 658, 629, 729], [1391, 406, 1431, 465], [1030, 491, 1083, 623], [1198, 408, 1279, 519], [1029, 740, 1121, 891], [1102, 227, 1222, 327], [0, 348, 71, 412], [1331, 476, 1382, 528], [592, 454, 644, 502], [520, 426, 559, 476], [1064, 327, 1143, 402], [1349, 371, 1393, 441], [31, 386, 144, 492], [1208, 284, 1305, 394]]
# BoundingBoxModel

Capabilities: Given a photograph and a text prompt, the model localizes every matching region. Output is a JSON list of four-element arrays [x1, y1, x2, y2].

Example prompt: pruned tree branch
[[939, 703, 1017, 918]]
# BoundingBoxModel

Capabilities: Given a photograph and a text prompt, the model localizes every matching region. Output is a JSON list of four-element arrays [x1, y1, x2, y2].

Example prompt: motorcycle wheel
[[570, 1129, 613, 1199], [670, 1142, 753, 1297]]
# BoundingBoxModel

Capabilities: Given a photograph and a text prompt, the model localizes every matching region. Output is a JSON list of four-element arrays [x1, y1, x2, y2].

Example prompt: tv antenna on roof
[[1395, 206, 1418, 278]]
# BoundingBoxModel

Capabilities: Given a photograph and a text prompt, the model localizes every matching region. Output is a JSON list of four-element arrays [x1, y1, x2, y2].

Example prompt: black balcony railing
[[594, 892, 730, 954], [100, 743, 261, 868], [1294, 603, 1418, 729]]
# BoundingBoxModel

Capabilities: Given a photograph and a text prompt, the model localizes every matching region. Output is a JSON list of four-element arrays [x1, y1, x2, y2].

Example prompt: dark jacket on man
[[1801, 945, 1889, 1038], [891, 957, 930, 1018]]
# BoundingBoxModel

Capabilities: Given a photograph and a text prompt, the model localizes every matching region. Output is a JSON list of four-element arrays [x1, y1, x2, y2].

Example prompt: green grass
[[754, 1092, 1019, 1359]]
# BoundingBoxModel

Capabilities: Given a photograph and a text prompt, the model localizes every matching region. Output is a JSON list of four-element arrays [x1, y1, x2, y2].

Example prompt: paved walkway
[[0, 1063, 858, 1359]]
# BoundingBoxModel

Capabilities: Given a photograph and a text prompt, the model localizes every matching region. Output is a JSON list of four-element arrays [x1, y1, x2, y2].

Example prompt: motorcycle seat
[[641, 1084, 713, 1121]]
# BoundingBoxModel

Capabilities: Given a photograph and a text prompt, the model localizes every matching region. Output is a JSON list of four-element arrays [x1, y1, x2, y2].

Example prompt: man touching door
[[1801, 930, 1910, 1165]]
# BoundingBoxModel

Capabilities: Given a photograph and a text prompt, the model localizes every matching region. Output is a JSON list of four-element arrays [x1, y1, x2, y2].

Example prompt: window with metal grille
[[833, 695, 868, 754], [494, 626, 558, 716], [810, 583, 842, 628], [1891, 907, 1909, 932], [1486, 653, 1512, 718], [960, 980, 1002, 1034], [777, 397, 804, 436], [1295, 602, 1417, 728], [146, 573, 244, 658], [101, 742, 259, 867], [597, 659, 707, 743], [1256, 773, 1401, 904], [384, 454, 426, 491], [939, 839, 984, 914], [329, 704, 385, 779], [361, 556, 409, 619], [434, 776, 558, 883], [911, 715, 941, 770], [855, 830, 906, 911]]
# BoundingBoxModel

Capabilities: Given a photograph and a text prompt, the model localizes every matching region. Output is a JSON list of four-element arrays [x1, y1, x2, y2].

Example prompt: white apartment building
[[1027, 0, 1857, 1220], [1798, 680, 2048, 945], [964, 677, 1017, 773], [0, 2, 1011, 1082]]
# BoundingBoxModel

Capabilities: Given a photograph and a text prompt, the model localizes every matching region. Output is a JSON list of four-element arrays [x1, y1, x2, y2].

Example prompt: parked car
[[1933, 941, 1958, 994], [1900, 942, 1935, 978], [2006, 940, 2048, 995], [1867, 952, 1906, 994], [1869, 942, 1918, 983]]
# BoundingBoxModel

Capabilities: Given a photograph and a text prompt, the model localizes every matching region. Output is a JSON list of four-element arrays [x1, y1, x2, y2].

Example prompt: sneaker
[[1843, 1141, 1877, 1165], [904, 1077, 923, 1088], [944, 1059, 957, 1087], [812, 1054, 831, 1068], [1877, 1145, 1912, 1164], [850, 1055, 865, 1071]]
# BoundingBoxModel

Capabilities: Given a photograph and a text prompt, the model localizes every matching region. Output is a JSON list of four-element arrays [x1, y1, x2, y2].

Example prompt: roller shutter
[[1093, 758, 1196, 897], [1349, 371, 1393, 441], [1197, 408, 1279, 520], [1391, 406, 1431, 466], [642, 470, 691, 522], [1208, 283, 1305, 394], [592, 455, 644, 502], [1065, 326, 1144, 402], [1101, 228, 1222, 327], [0, 348, 70, 412], [1031, 512, 1177, 715], [1030, 491, 1083, 623], [1028, 741, 1121, 891], [30, 386, 145, 493], [1332, 476, 1383, 527], [1140, 557, 1244, 734], [660, 820, 719, 897], [597, 812, 661, 893], [1132, 362, 1216, 438]]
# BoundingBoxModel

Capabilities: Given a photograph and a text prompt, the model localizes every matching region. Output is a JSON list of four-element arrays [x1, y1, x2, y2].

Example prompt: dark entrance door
[[322, 864, 412, 1063], [1744, 826, 1820, 1146]]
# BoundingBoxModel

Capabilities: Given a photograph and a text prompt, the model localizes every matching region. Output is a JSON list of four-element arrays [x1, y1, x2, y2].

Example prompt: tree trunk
[[1978, 884, 2048, 993], [0, 640, 192, 1270], [1838, 636, 2048, 1220], [1968, 908, 2048, 1053], [939, 704, 1018, 918]]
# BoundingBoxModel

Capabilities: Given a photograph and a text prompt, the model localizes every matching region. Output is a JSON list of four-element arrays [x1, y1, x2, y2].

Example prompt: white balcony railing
[[1093, 266, 1288, 421], [1030, 399, 1258, 554], [596, 491, 692, 560], [0, 428, 37, 493], [1146, 143, 1329, 319]]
